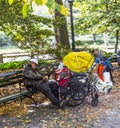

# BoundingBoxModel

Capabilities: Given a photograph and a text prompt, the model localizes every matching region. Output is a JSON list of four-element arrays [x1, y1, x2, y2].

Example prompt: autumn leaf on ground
[[23, 119, 31, 123]]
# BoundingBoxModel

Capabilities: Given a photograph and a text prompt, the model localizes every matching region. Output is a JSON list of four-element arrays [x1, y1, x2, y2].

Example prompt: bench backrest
[[0, 70, 23, 88], [0, 63, 60, 88]]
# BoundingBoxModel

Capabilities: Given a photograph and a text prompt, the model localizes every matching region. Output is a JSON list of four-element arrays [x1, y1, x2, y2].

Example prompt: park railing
[[0, 52, 42, 63]]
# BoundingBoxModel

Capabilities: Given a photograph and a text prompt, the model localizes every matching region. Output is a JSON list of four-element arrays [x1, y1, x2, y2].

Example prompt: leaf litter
[[0, 65, 119, 127]]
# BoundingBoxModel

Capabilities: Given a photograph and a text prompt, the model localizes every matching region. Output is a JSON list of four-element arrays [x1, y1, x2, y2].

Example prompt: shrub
[[45, 45, 71, 60], [0, 60, 53, 71]]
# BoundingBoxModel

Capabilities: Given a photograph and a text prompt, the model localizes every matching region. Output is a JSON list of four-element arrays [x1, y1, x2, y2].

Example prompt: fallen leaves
[[0, 82, 47, 117], [23, 119, 31, 123], [0, 65, 119, 128], [0, 103, 28, 116]]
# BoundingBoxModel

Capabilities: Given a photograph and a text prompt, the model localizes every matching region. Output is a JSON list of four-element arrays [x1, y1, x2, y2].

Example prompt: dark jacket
[[22, 64, 43, 89]]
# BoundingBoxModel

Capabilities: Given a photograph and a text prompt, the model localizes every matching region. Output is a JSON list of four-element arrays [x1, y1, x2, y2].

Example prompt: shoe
[[59, 100, 67, 108]]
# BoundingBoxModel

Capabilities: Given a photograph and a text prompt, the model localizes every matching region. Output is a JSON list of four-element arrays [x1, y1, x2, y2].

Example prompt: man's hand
[[43, 76, 48, 81]]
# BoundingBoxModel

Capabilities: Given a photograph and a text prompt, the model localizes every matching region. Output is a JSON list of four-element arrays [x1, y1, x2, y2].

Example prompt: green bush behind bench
[[0, 60, 54, 71]]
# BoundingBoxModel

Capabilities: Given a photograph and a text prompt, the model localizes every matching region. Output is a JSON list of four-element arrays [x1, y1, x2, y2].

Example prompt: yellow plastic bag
[[63, 51, 94, 73]]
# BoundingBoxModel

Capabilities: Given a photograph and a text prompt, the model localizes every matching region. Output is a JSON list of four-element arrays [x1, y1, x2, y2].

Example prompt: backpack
[[102, 60, 113, 70], [98, 64, 106, 81], [55, 67, 71, 87]]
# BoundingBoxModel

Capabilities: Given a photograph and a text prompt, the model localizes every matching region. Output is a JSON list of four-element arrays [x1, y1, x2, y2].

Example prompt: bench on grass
[[0, 70, 38, 106]]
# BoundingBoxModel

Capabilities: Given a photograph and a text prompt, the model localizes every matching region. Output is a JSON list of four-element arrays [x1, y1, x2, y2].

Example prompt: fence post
[[30, 52, 34, 58], [0, 54, 3, 63]]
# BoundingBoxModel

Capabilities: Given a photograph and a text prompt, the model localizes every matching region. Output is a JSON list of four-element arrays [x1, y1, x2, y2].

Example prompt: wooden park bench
[[0, 63, 59, 107], [0, 70, 38, 106]]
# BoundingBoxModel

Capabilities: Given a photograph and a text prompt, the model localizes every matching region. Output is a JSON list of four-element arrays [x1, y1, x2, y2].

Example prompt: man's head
[[30, 58, 38, 69], [92, 49, 99, 57]]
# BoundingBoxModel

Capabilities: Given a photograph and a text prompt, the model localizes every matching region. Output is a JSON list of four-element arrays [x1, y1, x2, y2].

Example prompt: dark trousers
[[36, 81, 60, 107], [47, 81, 59, 99]]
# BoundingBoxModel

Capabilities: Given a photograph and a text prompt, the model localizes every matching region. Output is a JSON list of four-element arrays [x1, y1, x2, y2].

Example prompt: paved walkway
[[0, 99, 119, 128], [87, 108, 120, 128]]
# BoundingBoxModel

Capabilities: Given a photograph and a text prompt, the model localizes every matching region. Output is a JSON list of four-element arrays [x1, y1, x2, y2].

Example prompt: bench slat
[[0, 90, 32, 104], [0, 75, 22, 83], [0, 71, 17, 77], [0, 80, 23, 88], [0, 70, 22, 78]]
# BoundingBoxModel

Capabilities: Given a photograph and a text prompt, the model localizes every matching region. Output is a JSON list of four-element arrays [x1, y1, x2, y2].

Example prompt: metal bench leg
[[27, 95, 37, 107], [19, 96, 37, 107], [19, 97, 24, 106]]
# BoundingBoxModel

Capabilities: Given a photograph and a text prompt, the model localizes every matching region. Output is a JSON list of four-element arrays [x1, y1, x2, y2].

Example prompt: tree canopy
[[0, 0, 70, 58], [75, 0, 120, 34], [74, 0, 120, 52], [7, 0, 69, 18], [0, 0, 54, 54]]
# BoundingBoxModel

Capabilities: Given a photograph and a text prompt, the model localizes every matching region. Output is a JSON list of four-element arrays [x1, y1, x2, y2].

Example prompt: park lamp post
[[68, 0, 75, 51]]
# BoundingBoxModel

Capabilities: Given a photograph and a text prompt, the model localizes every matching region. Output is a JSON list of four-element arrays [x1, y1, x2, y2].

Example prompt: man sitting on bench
[[22, 58, 65, 108]]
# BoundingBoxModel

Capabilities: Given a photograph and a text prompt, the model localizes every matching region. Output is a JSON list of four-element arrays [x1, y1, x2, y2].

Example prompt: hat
[[30, 58, 38, 65]]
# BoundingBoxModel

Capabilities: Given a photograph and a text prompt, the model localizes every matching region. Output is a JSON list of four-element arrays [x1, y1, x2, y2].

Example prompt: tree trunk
[[0, 54, 3, 63], [115, 30, 119, 53], [54, 0, 70, 48]]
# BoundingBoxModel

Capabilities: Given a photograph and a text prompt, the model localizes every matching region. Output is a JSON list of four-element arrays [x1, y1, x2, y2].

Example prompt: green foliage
[[8, 0, 14, 5], [75, 39, 116, 46], [0, 0, 54, 55], [22, 2, 29, 18], [0, 60, 52, 70], [75, 40, 103, 46], [0, 61, 28, 70], [0, 0, 70, 54], [34, 0, 46, 5], [74, 0, 120, 52], [45, 44, 71, 60], [102, 52, 113, 57], [74, 0, 120, 34], [102, 52, 117, 62], [7, 0, 68, 18]]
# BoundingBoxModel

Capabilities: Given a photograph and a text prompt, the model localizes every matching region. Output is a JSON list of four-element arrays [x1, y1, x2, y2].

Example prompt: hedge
[[0, 60, 54, 71]]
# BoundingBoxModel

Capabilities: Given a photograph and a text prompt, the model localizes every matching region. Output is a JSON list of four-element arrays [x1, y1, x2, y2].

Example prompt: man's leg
[[47, 81, 59, 99], [37, 82, 60, 107]]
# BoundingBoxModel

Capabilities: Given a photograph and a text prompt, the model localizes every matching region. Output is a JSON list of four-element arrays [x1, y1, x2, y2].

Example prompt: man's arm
[[23, 68, 43, 80]]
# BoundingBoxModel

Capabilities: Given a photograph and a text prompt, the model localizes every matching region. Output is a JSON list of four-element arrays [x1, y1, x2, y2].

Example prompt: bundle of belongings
[[63, 51, 94, 73], [61, 51, 113, 94], [90, 59, 113, 94], [55, 51, 94, 87], [55, 66, 71, 87]]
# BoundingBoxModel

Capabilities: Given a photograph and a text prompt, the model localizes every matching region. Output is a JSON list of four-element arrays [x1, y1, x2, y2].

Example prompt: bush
[[45, 45, 71, 60], [75, 40, 105, 46], [0, 60, 54, 71], [102, 52, 113, 57]]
